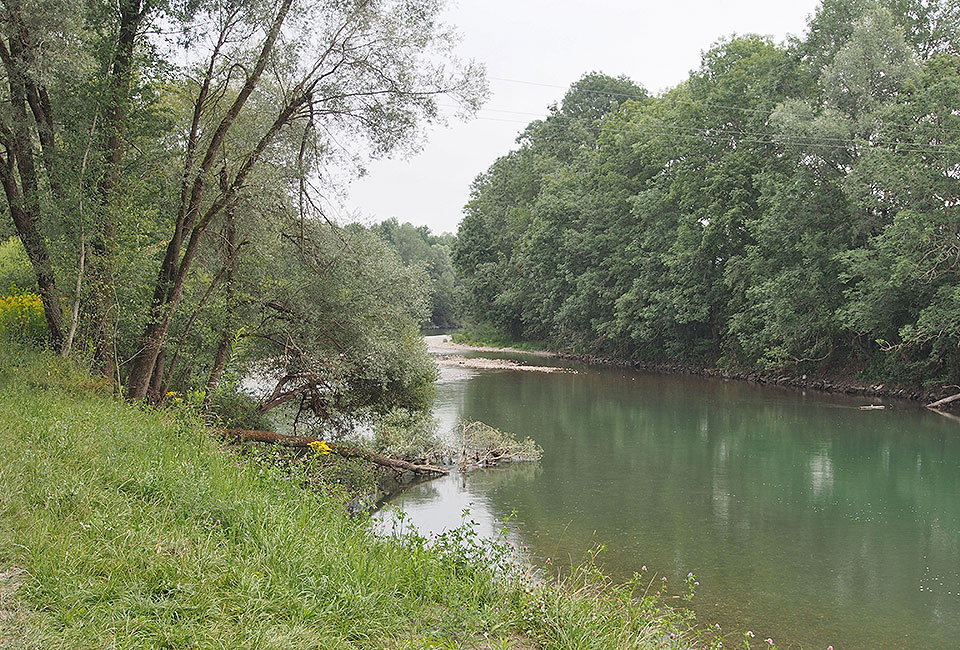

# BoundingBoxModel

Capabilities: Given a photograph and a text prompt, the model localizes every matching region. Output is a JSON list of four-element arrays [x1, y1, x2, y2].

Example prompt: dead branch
[[223, 428, 449, 476], [927, 391, 960, 410]]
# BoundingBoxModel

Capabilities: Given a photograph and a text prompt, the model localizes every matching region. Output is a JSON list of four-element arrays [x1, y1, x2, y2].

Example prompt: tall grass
[[0, 346, 725, 649]]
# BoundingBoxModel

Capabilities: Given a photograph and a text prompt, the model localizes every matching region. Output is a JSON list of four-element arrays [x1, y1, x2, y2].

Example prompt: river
[[379, 337, 960, 649]]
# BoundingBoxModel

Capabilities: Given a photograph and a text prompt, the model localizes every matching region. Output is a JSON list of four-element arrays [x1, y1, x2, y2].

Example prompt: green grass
[[0, 346, 725, 650]]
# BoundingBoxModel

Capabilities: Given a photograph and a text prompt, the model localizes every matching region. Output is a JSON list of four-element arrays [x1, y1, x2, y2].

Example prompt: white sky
[[342, 0, 824, 235]]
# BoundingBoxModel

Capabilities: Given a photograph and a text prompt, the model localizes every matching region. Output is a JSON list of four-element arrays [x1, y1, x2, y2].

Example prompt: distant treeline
[[373, 219, 461, 329], [453, 0, 960, 385]]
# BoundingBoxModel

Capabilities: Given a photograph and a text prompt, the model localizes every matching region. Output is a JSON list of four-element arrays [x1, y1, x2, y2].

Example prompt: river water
[[381, 340, 960, 649]]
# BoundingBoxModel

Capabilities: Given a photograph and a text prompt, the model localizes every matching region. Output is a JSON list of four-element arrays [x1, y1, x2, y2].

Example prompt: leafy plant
[[0, 237, 35, 295]]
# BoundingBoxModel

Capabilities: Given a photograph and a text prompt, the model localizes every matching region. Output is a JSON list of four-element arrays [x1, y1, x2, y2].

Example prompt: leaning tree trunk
[[0, 30, 65, 349], [0, 164, 64, 348], [201, 206, 239, 409], [125, 0, 293, 400]]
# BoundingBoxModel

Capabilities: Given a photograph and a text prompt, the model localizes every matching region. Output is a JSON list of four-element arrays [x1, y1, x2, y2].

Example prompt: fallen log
[[927, 391, 960, 410], [222, 428, 449, 476]]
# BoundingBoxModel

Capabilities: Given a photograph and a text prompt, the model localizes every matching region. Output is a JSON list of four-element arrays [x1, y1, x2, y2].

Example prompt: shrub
[[206, 385, 274, 430], [0, 236, 35, 294]]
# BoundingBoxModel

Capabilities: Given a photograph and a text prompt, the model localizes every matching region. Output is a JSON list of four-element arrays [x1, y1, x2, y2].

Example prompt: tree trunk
[[125, 0, 293, 400], [201, 207, 239, 409], [0, 160, 64, 348], [0, 30, 65, 349], [202, 327, 232, 410], [89, 0, 146, 379]]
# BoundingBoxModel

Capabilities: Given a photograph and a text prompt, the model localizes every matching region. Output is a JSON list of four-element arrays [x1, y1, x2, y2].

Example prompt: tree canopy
[[455, 1, 960, 386], [1, 0, 485, 430]]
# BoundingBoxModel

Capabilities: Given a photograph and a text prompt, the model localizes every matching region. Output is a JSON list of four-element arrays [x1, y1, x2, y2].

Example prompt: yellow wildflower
[[308, 440, 332, 455], [0, 291, 45, 343]]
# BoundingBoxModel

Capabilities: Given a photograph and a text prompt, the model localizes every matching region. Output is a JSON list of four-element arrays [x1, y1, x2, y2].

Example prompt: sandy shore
[[425, 335, 574, 373], [435, 354, 575, 373], [424, 334, 555, 357]]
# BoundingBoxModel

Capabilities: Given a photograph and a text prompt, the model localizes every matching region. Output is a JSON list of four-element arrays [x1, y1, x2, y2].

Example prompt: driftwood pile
[[456, 420, 543, 471]]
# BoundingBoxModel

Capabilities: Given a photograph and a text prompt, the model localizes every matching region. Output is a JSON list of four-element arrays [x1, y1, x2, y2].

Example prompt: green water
[[385, 352, 960, 649]]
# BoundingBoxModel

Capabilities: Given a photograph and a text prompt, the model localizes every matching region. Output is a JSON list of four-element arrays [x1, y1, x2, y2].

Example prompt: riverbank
[[0, 346, 724, 650], [426, 334, 557, 357], [440, 332, 955, 407], [427, 335, 575, 373], [566, 355, 951, 406]]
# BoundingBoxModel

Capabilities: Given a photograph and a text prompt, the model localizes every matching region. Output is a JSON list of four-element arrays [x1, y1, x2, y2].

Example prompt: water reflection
[[388, 359, 960, 649]]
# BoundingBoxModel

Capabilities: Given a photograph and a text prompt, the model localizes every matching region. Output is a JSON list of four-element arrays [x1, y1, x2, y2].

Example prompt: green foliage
[[206, 386, 275, 431], [819, 6, 918, 118], [239, 442, 379, 504], [450, 326, 551, 352], [223, 221, 438, 433], [0, 237, 36, 295], [454, 8, 960, 386], [374, 219, 463, 328]]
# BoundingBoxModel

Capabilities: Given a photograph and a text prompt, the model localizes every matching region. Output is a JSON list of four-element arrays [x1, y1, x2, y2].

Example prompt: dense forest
[[0, 0, 484, 431], [373, 218, 461, 329], [455, 0, 960, 386], [7, 0, 960, 416]]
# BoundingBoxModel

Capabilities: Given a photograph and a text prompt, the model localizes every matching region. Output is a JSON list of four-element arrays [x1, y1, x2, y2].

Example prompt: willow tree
[[0, 0, 169, 369], [124, 0, 484, 399], [0, 0, 78, 349]]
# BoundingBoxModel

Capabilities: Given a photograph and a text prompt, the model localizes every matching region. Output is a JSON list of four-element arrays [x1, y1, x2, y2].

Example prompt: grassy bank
[[0, 347, 726, 650]]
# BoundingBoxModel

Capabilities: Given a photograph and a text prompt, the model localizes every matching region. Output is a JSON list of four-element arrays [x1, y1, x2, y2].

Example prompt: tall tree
[[0, 0, 75, 348], [125, 0, 484, 399]]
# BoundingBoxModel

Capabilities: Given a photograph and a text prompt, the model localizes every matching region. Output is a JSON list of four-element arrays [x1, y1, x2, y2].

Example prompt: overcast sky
[[341, 0, 824, 235]]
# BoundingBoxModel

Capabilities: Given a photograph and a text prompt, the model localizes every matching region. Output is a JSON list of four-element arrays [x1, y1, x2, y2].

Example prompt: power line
[[434, 102, 960, 157]]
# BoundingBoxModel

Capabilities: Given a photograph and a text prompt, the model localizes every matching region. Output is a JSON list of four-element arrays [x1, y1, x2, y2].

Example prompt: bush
[[0, 291, 46, 346], [0, 236, 35, 294], [206, 385, 275, 430]]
